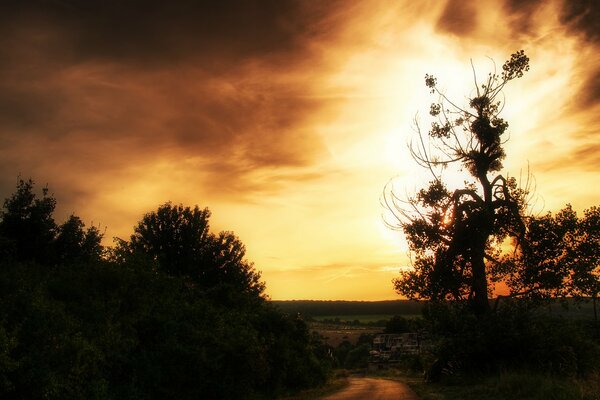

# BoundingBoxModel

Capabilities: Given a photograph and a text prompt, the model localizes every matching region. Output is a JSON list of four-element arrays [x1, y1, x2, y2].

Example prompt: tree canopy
[[115, 202, 265, 300], [501, 205, 600, 302], [0, 178, 103, 265]]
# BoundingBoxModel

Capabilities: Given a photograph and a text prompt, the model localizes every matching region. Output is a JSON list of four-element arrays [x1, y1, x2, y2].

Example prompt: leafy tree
[[118, 202, 265, 298], [54, 215, 104, 264], [0, 179, 103, 266], [0, 179, 57, 263], [501, 205, 600, 306], [385, 51, 531, 315]]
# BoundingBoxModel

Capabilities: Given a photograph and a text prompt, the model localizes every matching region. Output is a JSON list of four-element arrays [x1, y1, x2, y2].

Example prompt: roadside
[[367, 367, 600, 400], [294, 365, 600, 400], [403, 371, 600, 400]]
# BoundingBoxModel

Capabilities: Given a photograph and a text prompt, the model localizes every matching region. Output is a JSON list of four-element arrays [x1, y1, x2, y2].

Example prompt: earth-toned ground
[[321, 377, 419, 400]]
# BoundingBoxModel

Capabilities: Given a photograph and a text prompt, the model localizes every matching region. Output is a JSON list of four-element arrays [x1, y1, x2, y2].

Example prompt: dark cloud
[[0, 82, 65, 131], [576, 67, 600, 107], [436, 0, 544, 38], [501, 0, 545, 35], [501, 0, 600, 40], [0, 0, 339, 68], [435, 0, 477, 37], [560, 0, 600, 42], [439, 0, 600, 48], [559, 0, 600, 108], [0, 63, 328, 189], [0, 0, 342, 209]]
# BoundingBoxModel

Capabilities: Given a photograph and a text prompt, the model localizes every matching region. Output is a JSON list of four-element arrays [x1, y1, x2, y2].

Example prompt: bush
[[422, 301, 600, 380], [0, 260, 331, 399], [344, 344, 370, 369]]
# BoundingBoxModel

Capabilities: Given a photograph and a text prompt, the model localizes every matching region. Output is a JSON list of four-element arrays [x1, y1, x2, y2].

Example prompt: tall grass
[[411, 372, 600, 400]]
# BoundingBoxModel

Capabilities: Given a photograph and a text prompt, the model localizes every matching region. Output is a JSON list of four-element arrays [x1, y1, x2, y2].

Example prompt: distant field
[[312, 314, 421, 323], [312, 314, 393, 323], [310, 322, 382, 346], [271, 300, 424, 317], [271, 298, 597, 322]]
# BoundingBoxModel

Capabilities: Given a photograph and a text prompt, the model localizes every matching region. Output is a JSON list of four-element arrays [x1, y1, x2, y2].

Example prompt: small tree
[[385, 51, 531, 316]]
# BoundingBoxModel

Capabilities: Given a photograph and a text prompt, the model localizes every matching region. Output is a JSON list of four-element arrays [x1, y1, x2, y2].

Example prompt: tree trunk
[[593, 294, 599, 338], [471, 255, 490, 315], [472, 171, 493, 316]]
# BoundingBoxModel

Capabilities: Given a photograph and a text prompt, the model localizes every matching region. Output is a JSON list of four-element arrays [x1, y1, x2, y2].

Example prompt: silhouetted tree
[[571, 207, 600, 304], [0, 179, 103, 265], [118, 202, 265, 298], [54, 215, 103, 264], [0, 179, 56, 263], [385, 51, 531, 315], [501, 205, 600, 305]]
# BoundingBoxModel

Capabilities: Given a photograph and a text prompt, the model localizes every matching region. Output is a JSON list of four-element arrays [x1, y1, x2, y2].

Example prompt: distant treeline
[[271, 300, 424, 317], [272, 298, 599, 321]]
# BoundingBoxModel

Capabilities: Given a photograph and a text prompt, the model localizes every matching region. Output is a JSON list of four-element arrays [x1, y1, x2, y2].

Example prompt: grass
[[404, 371, 600, 400]]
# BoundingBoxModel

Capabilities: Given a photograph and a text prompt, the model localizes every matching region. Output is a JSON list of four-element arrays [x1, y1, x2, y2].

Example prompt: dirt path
[[321, 377, 419, 400]]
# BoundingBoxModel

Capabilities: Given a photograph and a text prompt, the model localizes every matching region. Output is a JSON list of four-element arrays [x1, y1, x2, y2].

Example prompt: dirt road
[[321, 377, 419, 400]]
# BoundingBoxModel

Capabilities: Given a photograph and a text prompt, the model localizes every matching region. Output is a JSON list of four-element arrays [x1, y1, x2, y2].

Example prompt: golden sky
[[1, 0, 598, 300]]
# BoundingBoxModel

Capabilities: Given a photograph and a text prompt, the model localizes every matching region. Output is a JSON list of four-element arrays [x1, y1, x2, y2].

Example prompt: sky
[[0, 0, 598, 300]]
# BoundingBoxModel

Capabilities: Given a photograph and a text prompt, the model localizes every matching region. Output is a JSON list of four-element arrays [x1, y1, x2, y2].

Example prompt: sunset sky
[[0, 0, 598, 300]]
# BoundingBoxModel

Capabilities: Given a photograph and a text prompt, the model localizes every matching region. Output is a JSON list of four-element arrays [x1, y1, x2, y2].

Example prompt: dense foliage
[[500, 205, 600, 302], [0, 179, 331, 399], [0, 179, 103, 266], [421, 301, 600, 382]]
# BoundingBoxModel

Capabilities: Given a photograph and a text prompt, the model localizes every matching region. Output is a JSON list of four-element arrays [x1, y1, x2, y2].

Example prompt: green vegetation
[[407, 372, 600, 400], [0, 179, 332, 399]]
